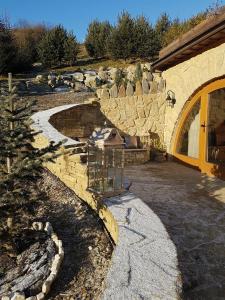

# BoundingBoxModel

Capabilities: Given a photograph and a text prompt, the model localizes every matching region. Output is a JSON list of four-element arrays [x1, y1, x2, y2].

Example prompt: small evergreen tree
[[85, 20, 112, 58], [134, 16, 158, 59], [0, 20, 17, 74], [64, 32, 79, 66], [38, 25, 68, 67], [108, 12, 135, 60], [154, 13, 171, 51], [0, 75, 63, 215]]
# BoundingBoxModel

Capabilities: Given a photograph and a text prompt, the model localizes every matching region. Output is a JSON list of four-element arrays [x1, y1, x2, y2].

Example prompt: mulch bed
[[36, 170, 113, 300]]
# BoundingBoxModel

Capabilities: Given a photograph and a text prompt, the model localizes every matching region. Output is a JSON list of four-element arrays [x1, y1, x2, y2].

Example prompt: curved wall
[[163, 43, 225, 153]]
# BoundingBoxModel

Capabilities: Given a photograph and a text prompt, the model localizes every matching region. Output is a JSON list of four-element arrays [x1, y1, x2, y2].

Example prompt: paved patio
[[125, 162, 225, 300]]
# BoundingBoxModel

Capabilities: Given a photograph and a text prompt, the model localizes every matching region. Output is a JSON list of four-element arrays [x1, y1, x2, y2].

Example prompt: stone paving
[[125, 162, 225, 300]]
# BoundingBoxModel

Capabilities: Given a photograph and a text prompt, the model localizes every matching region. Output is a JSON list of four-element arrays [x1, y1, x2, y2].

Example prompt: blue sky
[[0, 0, 224, 42]]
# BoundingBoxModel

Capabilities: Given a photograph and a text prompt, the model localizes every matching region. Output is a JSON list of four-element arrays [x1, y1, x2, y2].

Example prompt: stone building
[[152, 8, 225, 179]]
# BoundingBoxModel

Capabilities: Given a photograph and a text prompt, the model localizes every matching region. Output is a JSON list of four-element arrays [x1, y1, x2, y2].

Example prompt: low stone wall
[[100, 93, 166, 147], [124, 149, 150, 165], [32, 105, 119, 244]]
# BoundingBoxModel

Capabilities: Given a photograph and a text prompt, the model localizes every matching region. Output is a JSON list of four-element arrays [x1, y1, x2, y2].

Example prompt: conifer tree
[[108, 12, 135, 60], [0, 20, 17, 74], [0, 74, 63, 211], [85, 20, 112, 58], [64, 32, 79, 66]]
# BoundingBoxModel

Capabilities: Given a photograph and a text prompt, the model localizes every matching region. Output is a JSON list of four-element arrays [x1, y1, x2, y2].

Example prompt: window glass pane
[[177, 100, 200, 158], [207, 89, 225, 164]]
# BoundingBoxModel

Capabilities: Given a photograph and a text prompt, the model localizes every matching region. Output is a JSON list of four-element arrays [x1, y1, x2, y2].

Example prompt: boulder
[[35, 74, 44, 83], [142, 79, 150, 94], [126, 82, 134, 97], [158, 78, 166, 92], [135, 81, 143, 96], [98, 70, 108, 81], [101, 88, 110, 100], [108, 68, 118, 80], [144, 63, 152, 72], [143, 71, 153, 82], [150, 81, 158, 94], [85, 76, 101, 88], [109, 84, 118, 98], [72, 72, 84, 82], [11, 292, 25, 300], [74, 81, 89, 92], [118, 84, 126, 97]]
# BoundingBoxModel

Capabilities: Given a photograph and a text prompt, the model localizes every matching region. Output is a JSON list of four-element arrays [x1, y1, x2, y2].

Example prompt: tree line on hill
[[0, 2, 222, 74]]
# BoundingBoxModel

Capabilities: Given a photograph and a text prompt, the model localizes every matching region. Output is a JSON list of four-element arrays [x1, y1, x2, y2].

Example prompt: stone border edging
[[102, 192, 182, 300], [3, 222, 64, 300]]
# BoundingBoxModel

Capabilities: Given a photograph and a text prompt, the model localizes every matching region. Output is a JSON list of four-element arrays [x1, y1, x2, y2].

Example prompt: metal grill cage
[[87, 143, 125, 196]]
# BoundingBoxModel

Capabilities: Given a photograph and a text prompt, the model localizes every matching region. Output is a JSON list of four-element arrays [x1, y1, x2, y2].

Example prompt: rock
[[1, 296, 10, 300], [144, 62, 152, 72], [109, 84, 118, 98], [118, 84, 126, 97], [35, 75, 44, 82], [143, 71, 153, 82], [98, 71, 108, 81], [36, 293, 45, 300], [26, 297, 37, 300], [44, 222, 53, 235], [11, 292, 25, 300], [96, 88, 103, 98], [135, 81, 143, 96], [150, 81, 158, 93], [51, 233, 58, 244], [72, 72, 84, 82], [7, 217, 13, 229], [101, 88, 110, 100], [158, 78, 166, 92], [142, 79, 149, 94], [42, 279, 52, 294], [108, 68, 118, 80], [126, 71, 135, 82], [74, 82, 89, 92], [88, 246, 93, 251], [32, 222, 43, 231], [126, 82, 134, 97], [85, 75, 101, 88]]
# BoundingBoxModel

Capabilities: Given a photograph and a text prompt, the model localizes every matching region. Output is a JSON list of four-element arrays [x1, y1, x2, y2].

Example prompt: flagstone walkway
[[125, 162, 225, 300]]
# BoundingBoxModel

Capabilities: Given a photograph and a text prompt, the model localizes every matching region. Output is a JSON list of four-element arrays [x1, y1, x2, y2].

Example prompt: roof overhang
[[152, 8, 225, 71]]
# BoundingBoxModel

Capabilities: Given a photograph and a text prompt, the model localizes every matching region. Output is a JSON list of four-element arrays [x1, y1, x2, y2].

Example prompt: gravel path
[[37, 170, 113, 300], [125, 162, 225, 300]]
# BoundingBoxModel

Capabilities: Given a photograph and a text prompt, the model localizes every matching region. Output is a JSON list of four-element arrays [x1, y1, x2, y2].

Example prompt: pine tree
[[108, 12, 135, 60], [134, 16, 158, 59], [154, 13, 171, 51], [0, 74, 63, 213], [38, 25, 68, 67], [64, 32, 79, 66], [0, 20, 17, 74], [85, 20, 112, 58]]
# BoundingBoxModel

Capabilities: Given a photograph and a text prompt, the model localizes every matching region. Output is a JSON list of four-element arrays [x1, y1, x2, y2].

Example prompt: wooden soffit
[[152, 8, 225, 71]]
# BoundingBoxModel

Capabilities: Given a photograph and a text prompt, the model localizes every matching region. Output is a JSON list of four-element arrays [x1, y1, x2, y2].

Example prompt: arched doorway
[[173, 78, 225, 179]]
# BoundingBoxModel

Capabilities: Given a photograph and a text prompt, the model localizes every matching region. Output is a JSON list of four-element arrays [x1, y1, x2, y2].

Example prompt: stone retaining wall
[[100, 93, 166, 147], [124, 149, 150, 165], [32, 105, 119, 244]]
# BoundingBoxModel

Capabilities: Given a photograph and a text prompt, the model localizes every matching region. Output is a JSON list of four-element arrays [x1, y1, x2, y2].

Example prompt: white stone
[[11, 292, 25, 300], [36, 293, 45, 300], [1, 296, 10, 300], [32, 222, 43, 231], [42, 279, 52, 294], [88, 246, 93, 251], [72, 72, 84, 82], [51, 233, 58, 244], [44, 222, 53, 235]]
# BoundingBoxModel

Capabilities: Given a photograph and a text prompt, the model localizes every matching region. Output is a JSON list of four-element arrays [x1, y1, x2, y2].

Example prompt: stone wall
[[100, 93, 166, 148], [163, 43, 225, 153], [32, 106, 119, 244], [49, 102, 107, 139], [124, 149, 150, 165]]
